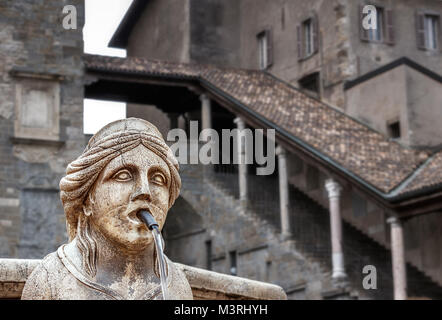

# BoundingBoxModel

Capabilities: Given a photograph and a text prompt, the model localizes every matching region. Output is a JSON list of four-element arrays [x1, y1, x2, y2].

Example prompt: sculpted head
[[59, 118, 181, 274]]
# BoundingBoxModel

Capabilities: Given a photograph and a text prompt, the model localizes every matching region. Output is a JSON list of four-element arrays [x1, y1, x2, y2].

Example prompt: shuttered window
[[385, 9, 395, 44], [416, 11, 440, 50], [360, 5, 394, 45], [297, 14, 319, 61]]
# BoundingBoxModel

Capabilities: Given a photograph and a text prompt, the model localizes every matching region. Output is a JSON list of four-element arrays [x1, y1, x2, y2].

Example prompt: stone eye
[[113, 170, 132, 181], [151, 172, 166, 185]]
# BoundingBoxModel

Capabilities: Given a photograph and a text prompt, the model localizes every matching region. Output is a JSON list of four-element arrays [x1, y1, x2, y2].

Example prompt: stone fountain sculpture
[[21, 118, 193, 300]]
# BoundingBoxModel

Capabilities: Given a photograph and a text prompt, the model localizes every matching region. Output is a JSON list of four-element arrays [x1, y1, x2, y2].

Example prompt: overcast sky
[[82, 0, 133, 134]]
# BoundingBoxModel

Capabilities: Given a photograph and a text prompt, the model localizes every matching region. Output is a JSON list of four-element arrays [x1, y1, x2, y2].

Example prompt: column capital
[[199, 93, 210, 102], [234, 117, 245, 130], [276, 145, 286, 156], [325, 179, 342, 198], [233, 117, 244, 124], [386, 216, 402, 226]]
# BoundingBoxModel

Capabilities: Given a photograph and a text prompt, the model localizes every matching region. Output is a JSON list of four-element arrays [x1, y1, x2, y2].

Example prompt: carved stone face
[[84, 144, 171, 250]]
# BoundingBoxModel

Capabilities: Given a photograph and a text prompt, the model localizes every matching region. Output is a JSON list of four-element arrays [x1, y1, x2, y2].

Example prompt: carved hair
[[59, 118, 181, 241], [76, 214, 97, 276]]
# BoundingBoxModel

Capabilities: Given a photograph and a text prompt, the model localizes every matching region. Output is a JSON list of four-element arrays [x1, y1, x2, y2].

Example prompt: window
[[368, 7, 384, 42], [425, 15, 439, 49], [417, 12, 439, 50], [257, 29, 273, 70], [299, 72, 320, 96], [387, 120, 401, 139], [303, 18, 314, 57], [360, 5, 394, 45], [297, 15, 318, 60]]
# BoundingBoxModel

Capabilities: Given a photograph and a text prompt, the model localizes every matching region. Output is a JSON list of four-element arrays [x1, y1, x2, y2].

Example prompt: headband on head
[[59, 118, 181, 241]]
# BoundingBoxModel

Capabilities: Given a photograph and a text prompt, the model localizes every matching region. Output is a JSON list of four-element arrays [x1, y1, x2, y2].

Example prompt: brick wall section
[[0, 1, 85, 259]]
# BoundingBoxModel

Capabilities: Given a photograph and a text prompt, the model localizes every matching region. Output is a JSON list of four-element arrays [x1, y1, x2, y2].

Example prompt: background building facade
[[109, 0, 442, 299], [1, 0, 442, 300]]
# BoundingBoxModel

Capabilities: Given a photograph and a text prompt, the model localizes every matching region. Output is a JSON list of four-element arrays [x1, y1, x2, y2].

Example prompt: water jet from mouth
[[138, 210, 169, 300]]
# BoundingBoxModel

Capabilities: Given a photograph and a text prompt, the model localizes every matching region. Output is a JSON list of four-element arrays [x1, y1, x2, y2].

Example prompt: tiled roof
[[84, 54, 432, 196], [399, 150, 442, 196], [84, 55, 201, 78]]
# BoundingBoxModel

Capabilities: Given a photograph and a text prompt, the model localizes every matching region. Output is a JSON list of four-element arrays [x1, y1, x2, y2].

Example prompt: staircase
[[200, 168, 442, 300]]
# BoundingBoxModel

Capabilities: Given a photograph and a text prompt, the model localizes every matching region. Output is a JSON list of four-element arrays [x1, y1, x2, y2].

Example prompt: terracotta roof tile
[[84, 54, 431, 195], [399, 150, 442, 196]]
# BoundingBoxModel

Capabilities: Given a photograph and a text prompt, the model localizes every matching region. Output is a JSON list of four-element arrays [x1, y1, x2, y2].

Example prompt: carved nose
[[130, 184, 152, 202]]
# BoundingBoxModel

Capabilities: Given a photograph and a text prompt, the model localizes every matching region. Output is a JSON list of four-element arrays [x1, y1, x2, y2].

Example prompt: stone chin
[[103, 225, 155, 252], [88, 211, 156, 252]]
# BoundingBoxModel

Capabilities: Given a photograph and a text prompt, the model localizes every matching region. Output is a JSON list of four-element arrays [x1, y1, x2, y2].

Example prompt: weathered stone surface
[[0, 0, 86, 258], [18, 189, 66, 259], [177, 263, 286, 300], [0, 258, 286, 300], [0, 258, 39, 299], [21, 118, 192, 300]]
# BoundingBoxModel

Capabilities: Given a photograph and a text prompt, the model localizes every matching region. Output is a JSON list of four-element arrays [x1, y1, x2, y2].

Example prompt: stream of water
[[151, 226, 169, 300]]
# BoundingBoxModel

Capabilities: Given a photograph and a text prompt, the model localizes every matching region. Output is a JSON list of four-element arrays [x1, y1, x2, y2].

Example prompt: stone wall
[[125, 0, 442, 112], [0, 0, 85, 259], [345, 65, 409, 140], [346, 63, 442, 148], [347, 0, 442, 78], [405, 67, 442, 148], [127, 0, 190, 62], [189, 0, 241, 66]]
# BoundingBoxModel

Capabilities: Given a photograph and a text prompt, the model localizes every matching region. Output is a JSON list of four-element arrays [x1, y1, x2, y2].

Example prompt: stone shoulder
[[21, 250, 67, 299], [168, 258, 193, 300]]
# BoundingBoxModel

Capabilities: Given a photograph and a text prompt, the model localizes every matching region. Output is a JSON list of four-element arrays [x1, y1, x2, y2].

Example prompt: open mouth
[[127, 207, 150, 227]]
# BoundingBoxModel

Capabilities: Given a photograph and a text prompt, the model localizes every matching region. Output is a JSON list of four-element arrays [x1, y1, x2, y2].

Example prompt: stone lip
[[0, 258, 287, 300], [0, 259, 40, 299], [176, 263, 287, 300]]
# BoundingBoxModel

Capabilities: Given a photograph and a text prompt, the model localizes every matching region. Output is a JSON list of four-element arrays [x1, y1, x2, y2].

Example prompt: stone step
[[182, 170, 442, 299]]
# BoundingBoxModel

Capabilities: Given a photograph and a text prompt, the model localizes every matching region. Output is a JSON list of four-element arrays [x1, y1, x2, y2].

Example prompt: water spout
[[138, 210, 169, 300]]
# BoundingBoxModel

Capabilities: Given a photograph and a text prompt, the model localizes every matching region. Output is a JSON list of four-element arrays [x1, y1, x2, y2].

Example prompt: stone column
[[234, 117, 247, 203], [276, 146, 291, 238], [325, 179, 347, 280], [200, 94, 212, 141], [387, 216, 407, 300]]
